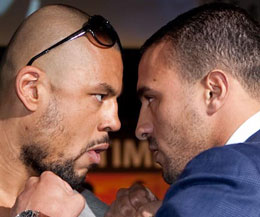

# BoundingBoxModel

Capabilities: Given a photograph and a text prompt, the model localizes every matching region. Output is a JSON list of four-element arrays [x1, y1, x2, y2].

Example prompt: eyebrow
[[137, 86, 152, 99], [98, 83, 122, 96]]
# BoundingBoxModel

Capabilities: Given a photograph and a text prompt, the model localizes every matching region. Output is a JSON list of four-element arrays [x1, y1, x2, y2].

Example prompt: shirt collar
[[226, 111, 260, 145]]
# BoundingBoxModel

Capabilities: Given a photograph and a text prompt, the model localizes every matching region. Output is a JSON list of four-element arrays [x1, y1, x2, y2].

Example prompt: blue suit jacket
[[156, 130, 260, 217]]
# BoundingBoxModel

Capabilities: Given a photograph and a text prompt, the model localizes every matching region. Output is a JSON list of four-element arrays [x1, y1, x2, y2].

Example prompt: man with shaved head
[[0, 4, 123, 217]]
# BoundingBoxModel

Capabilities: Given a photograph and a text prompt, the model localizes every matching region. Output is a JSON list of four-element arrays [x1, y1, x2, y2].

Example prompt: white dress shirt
[[226, 111, 260, 145]]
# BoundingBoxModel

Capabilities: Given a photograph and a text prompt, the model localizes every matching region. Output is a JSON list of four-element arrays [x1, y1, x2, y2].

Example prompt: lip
[[149, 144, 158, 152], [149, 145, 159, 162], [152, 149, 159, 158], [86, 143, 109, 164], [87, 143, 110, 152]]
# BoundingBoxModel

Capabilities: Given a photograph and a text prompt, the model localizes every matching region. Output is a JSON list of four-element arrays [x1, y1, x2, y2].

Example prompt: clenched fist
[[10, 171, 85, 217], [105, 183, 162, 217]]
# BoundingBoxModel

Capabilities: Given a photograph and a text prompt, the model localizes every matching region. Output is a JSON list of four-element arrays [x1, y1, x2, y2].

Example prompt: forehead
[[51, 38, 123, 94], [137, 42, 181, 93], [83, 44, 123, 86]]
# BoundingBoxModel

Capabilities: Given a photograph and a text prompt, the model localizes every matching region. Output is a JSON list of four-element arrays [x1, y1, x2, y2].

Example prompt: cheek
[[63, 109, 102, 144], [62, 102, 98, 131], [152, 103, 174, 134], [62, 115, 96, 144]]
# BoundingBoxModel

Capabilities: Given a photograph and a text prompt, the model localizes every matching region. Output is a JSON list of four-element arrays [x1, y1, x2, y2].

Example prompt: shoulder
[[156, 143, 260, 217], [178, 142, 260, 180]]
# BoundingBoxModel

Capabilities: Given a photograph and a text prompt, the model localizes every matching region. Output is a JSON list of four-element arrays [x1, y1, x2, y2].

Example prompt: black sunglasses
[[27, 15, 121, 66]]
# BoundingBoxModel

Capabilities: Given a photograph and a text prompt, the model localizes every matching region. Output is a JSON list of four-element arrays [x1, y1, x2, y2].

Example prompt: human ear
[[15, 66, 45, 112], [204, 70, 229, 115]]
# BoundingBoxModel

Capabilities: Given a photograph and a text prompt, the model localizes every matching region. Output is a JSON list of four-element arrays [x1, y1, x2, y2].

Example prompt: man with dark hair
[[106, 3, 260, 217], [0, 4, 122, 217]]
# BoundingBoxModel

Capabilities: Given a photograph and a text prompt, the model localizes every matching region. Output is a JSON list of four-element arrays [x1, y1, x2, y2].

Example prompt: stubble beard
[[148, 137, 179, 184], [153, 107, 208, 185], [20, 97, 87, 189], [20, 144, 87, 189]]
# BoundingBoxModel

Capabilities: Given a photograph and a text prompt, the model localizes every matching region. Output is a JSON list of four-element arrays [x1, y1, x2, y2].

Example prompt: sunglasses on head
[[27, 15, 121, 66]]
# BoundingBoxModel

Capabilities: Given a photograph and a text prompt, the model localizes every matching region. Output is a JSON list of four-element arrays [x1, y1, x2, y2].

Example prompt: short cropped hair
[[141, 3, 260, 98]]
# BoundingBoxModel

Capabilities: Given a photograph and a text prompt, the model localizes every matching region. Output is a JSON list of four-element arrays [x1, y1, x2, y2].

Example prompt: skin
[[105, 183, 161, 217], [136, 42, 212, 184], [0, 4, 123, 214], [19, 34, 123, 188], [10, 171, 85, 217]]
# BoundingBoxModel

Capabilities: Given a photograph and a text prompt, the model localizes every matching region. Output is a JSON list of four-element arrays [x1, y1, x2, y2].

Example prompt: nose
[[135, 112, 153, 140], [98, 99, 121, 132]]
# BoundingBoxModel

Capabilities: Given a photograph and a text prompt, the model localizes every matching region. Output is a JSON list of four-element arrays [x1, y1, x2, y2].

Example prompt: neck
[[214, 86, 260, 146], [0, 120, 30, 208]]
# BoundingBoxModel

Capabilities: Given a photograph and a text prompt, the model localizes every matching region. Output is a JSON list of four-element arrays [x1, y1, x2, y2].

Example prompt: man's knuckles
[[116, 188, 128, 198]]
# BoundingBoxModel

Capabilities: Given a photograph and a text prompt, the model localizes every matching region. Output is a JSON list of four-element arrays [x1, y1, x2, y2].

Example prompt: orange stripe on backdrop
[[86, 172, 169, 204]]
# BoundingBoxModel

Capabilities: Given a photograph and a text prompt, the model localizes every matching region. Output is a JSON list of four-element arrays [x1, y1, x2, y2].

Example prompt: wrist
[[15, 210, 49, 217]]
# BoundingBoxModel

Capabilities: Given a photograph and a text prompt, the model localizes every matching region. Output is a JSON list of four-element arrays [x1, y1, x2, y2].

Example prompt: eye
[[95, 94, 106, 102], [144, 95, 154, 104]]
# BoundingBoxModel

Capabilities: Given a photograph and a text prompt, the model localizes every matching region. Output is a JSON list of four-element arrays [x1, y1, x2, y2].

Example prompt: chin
[[162, 167, 179, 185], [41, 161, 88, 189], [62, 173, 86, 189]]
